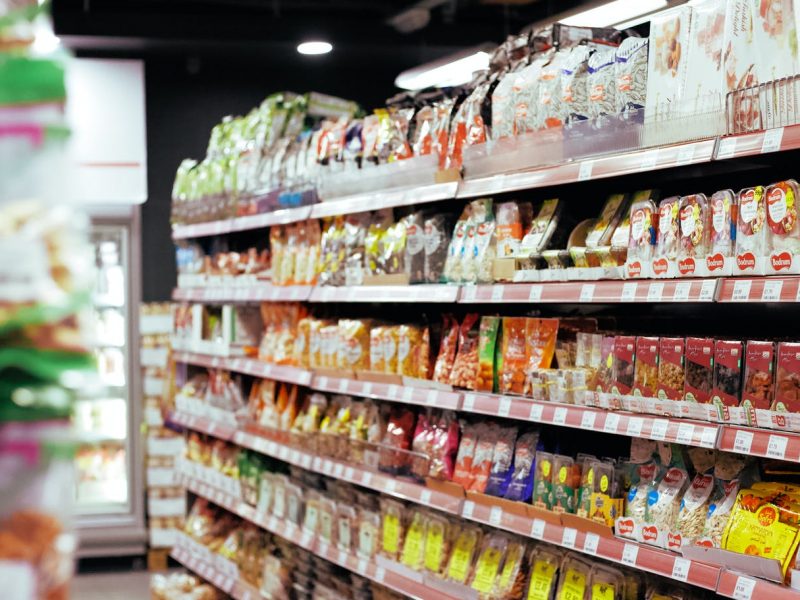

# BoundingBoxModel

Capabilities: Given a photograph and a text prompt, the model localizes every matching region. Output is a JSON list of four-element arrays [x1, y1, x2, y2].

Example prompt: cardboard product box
[[684, 0, 728, 114], [646, 5, 694, 119], [751, 0, 799, 85]]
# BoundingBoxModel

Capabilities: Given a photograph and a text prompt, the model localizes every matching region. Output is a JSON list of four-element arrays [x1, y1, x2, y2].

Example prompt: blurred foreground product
[[150, 572, 222, 600]]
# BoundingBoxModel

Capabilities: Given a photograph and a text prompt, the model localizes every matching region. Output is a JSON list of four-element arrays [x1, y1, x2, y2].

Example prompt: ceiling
[[52, 0, 590, 66]]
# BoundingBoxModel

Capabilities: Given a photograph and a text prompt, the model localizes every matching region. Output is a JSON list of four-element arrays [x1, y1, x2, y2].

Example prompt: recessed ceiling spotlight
[[297, 41, 333, 55]]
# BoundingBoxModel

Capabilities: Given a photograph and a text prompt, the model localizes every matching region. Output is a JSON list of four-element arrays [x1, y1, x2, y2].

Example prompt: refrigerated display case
[[74, 206, 147, 556]]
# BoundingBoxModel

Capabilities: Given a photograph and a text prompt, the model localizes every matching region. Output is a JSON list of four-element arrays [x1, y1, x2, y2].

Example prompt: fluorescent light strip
[[560, 0, 668, 27], [395, 46, 493, 90]]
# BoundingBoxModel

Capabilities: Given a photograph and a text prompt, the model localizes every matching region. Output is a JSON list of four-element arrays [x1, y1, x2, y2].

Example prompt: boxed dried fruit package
[[741, 340, 775, 418], [610, 335, 635, 396], [774, 341, 800, 413], [657, 337, 685, 401], [633, 336, 659, 398], [712, 340, 743, 412], [684, 337, 714, 404]]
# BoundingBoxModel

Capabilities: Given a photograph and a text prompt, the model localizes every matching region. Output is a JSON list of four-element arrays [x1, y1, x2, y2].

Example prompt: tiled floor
[[71, 570, 154, 599]]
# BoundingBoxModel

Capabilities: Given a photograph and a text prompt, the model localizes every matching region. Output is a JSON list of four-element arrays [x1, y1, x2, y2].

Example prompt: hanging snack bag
[[513, 51, 554, 135], [674, 473, 715, 544], [561, 45, 592, 124], [741, 340, 775, 418], [526, 318, 560, 370], [424, 213, 451, 283], [505, 431, 540, 503], [535, 49, 571, 130], [337, 319, 371, 372], [501, 317, 529, 395], [624, 461, 658, 524], [552, 454, 581, 514], [657, 337, 685, 402], [397, 324, 424, 378], [424, 513, 455, 576], [469, 423, 501, 493], [400, 509, 428, 571], [433, 315, 460, 384], [633, 336, 659, 398], [615, 37, 649, 114], [611, 335, 636, 396], [526, 547, 562, 600], [711, 340, 743, 411], [677, 193, 711, 277], [445, 525, 483, 584], [378, 406, 416, 476], [654, 196, 680, 277], [477, 316, 500, 393], [766, 179, 800, 273], [443, 205, 472, 283], [485, 425, 519, 497], [532, 451, 555, 510], [700, 478, 740, 548], [708, 189, 737, 275], [469, 533, 510, 595], [588, 47, 617, 119], [734, 185, 767, 274], [555, 555, 592, 600], [450, 313, 481, 389], [773, 341, 800, 413], [453, 422, 482, 489], [380, 498, 406, 560], [626, 196, 657, 278], [684, 337, 714, 404]]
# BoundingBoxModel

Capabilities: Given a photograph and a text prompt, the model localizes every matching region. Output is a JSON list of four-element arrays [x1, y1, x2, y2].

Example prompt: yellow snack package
[[446, 525, 483, 584], [526, 547, 562, 600], [400, 509, 427, 571], [556, 555, 592, 600], [470, 533, 509, 595]]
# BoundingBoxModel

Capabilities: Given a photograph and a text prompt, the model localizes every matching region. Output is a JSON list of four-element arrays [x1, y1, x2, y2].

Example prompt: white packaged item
[[625, 198, 657, 278], [724, 0, 761, 131], [512, 52, 554, 135], [646, 6, 693, 120], [588, 47, 617, 118], [707, 189, 737, 275], [561, 45, 592, 123], [683, 0, 728, 115], [535, 49, 571, 130], [766, 179, 800, 273], [615, 37, 649, 114], [751, 0, 799, 86]]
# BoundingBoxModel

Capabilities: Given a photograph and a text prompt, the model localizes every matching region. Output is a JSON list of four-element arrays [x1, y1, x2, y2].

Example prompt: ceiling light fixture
[[297, 41, 333, 55], [559, 0, 668, 27], [395, 44, 494, 90]]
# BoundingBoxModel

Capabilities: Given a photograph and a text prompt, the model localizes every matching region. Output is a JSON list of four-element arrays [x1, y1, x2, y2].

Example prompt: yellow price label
[[400, 520, 425, 569], [558, 569, 587, 600], [471, 547, 503, 594], [447, 534, 476, 583], [424, 522, 445, 572], [527, 561, 556, 600]]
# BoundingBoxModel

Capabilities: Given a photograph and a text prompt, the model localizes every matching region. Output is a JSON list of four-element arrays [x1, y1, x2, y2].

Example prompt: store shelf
[[171, 206, 312, 240], [309, 284, 459, 303], [313, 375, 462, 411], [170, 410, 237, 441], [464, 500, 721, 592], [310, 181, 458, 219], [173, 351, 313, 386], [171, 544, 246, 598], [717, 276, 800, 302], [717, 426, 800, 462], [716, 570, 800, 600], [459, 279, 718, 304], [714, 125, 800, 161], [173, 284, 312, 303], [457, 139, 716, 199], [461, 393, 720, 449]]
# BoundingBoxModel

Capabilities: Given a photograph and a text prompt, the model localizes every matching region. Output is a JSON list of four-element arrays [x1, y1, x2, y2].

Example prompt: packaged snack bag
[[380, 498, 406, 560], [773, 341, 800, 413], [450, 313, 481, 389], [526, 547, 562, 600], [742, 340, 775, 415], [552, 454, 581, 514], [519, 199, 562, 258], [477, 316, 500, 392], [626, 197, 657, 278], [633, 336, 659, 398], [505, 430, 540, 503], [644, 467, 689, 542], [501, 317, 529, 395], [336, 504, 357, 553], [424, 213, 451, 283], [445, 525, 483, 584], [594, 335, 616, 393], [404, 211, 427, 284], [496, 201, 524, 258], [400, 509, 428, 571], [485, 425, 519, 497], [766, 179, 800, 272], [674, 473, 715, 543], [397, 325, 424, 378], [532, 451, 555, 510], [383, 325, 400, 374], [589, 565, 626, 600], [469, 423, 500, 493], [701, 478, 740, 548], [712, 340, 743, 410], [443, 206, 471, 283], [588, 47, 617, 119], [378, 406, 417, 476], [453, 422, 481, 489], [611, 335, 636, 396], [370, 326, 385, 373], [653, 196, 680, 275], [561, 45, 592, 123], [586, 194, 628, 250], [708, 189, 737, 273], [657, 337, 685, 401], [578, 460, 615, 523], [735, 185, 767, 273], [615, 37, 649, 113], [555, 555, 592, 600], [470, 533, 510, 595], [677, 193, 711, 276], [624, 462, 658, 523], [433, 315, 459, 384], [684, 337, 715, 403], [467, 198, 497, 284], [493, 538, 527, 600], [337, 319, 371, 371], [525, 318, 559, 371], [356, 508, 381, 559], [535, 49, 571, 130], [423, 513, 455, 576]]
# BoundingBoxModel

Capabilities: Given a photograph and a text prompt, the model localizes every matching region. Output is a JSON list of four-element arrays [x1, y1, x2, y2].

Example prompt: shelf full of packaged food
[[459, 279, 719, 304], [457, 139, 716, 200], [309, 284, 460, 303], [178, 465, 463, 600], [173, 351, 313, 386], [173, 284, 312, 303], [716, 569, 800, 600], [716, 276, 800, 302], [171, 206, 313, 240], [714, 125, 800, 162], [313, 375, 462, 411], [463, 500, 722, 592], [171, 540, 259, 599], [310, 181, 459, 219]]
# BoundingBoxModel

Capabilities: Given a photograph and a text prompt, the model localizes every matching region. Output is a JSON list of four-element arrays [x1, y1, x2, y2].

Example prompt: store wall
[[142, 57, 400, 301]]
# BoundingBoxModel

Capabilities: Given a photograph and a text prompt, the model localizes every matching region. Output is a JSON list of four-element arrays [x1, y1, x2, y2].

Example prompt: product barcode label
[[761, 127, 784, 153], [626, 417, 644, 437], [562, 528, 577, 548], [671, 558, 690, 582], [699, 279, 716, 301], [676, 144, 695, 165], [621, 544, 639, 566], [492, 285, 505, 301], [733, 430, 754, 453], [489, 506, 503, 526], [766, 434, 788, 459], [528, 285, 543, 302], [583, 533, 600, 555], [463, 394, 476, 411], [673, 281, 691, 301], [580, 411, 596, 429], [578, 160, 593, 181], [604, 413, 620, 433], [531, 519, 546, 539], [529, 404, 544, 421], [699, 427, 718, 448], [732, 280, 752, 301], [647, 282, 664, 302], [761, 280, 783, 302], [580, 284, 595, 302], [498, 397, 512, 417], [621, 282, 638, 302], [676, 423, 695, 445], [553, 407, 568, 425], [463, 500, 475, 519], [732, 575, 756, 600]]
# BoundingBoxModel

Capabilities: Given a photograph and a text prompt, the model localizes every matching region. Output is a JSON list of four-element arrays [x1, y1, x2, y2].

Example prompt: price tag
[[402, 387, 414, 402], [761, 127, 784, 153], [385, 479, 397, 494], [361, 472, 373, 487], [334, 463, 344, 478], [344, 467, 355, 481], [562, 528, 577, 548], [717, 136, 737, 160], [766, 434, 788, 459], [462, 286, 477, 302], [528, 285, 543, 302], [676, 144, 695, 165], [323, 460, 334, 475], [463, 394, 476, 411], [580, 411, 596, 429], [420, 489, 432, 505], [376, 567, 386, 583], [700, 427, 718, 448], [489, 506, 503, 526], [640, 149, 659, 171], [531, 519, 546, 539], [338, 378, 349, 393], [529, 404, 544, 421], [673, 281, 691, 301], [732, 279, 752, 302], [361, 382, 373, 397], [278, 446, 290, 461], [426, 389, 438, 406], [553, 407, 568, 425], [583, 533, 600, 555], [578, 160, 593, 181], [621, 282, 638, 302], [699, 279, 717, 301], [650, 419, 669, 441], [761, 280, 783, 302], [338, 550, 348, 565], [289, 450, 300, 463], [621, 543, 639, 566], [733, 429, 754, 453], [498, 397, 512, 417], [580, 284, 595, 302], [626, 417, 644, 437], [463, 500, 475, 519], [647, 282, 664, 302], [676, 423, 695, 445], [492, 285, 505, 301], [733, 575, 757, 600], [317, 376, 329, 390], [318, 541, 329, 557], [671, 557, 690, 582], [302, 454, 312, 470], [604, 413, 620, 433], [387, 384, 399, 399], [357, 558, 368, 575]]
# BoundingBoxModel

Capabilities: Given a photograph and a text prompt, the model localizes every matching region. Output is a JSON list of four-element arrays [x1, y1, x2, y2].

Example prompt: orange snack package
[[526, 318, 559, 370], [383, 326, 400, 374], [370, 326, 386, 373], [397, 325, 424, 377], [433, 315, 459, 383], [449, 314, 481, 389], [500, 317, 529, 395]]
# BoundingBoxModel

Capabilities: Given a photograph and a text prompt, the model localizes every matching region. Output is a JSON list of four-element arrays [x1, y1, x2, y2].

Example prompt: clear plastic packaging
[[589, 564, 626, 600], [644, 467, 689, 533], [656, 196, 681, 261], [504, 430, 540, 503], [318, 495, 336, 544], [445, 525, 483, 584], [336, 504, 357, 553], [675, 473, 714, 541], [356, 508, 381, 559], [657, 337, 685, 401], [577, 459, 614, 519], [555, 555, 592, 600], [766, 179, 800, 256], [379, 498, 405, 560], [532, 451, 555, 510], [493, 538, 527, 600], [552, 454, 580, 514], [469, 532, 510, 595], [424, 214, 450, 283], [678, 194, 711, 261], [710, 189, 737, 258], [423, 513, 454, 576], [611, 335, 636, 396], [587, 48, 617, 119], [735, 186, 767, 259], [627, 198, 657, 265], [633, 336, 659, 398], [526, 547, 562, 600], [400, 509, 428, 571], [586, 194, 628, 249], [684, 337, 714, 404], [519, 199, 561, 258]]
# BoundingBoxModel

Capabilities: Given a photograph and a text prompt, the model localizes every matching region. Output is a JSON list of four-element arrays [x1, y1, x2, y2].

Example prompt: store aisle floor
[[71, 570, 152, 599]]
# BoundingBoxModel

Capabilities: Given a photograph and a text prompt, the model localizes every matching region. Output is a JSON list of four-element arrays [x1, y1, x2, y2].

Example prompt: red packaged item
[[657, 337, 685, 401], [379, 407, 417, 476], [773, 342, 800, 413], [684, 337, 714, 404], [433, 315, 459, 384], [611, 335, 636, 395], [677, 193, 711, 276], [765, 179, 800, 273], [633, 336, 659, 398], [742, 341, 775, 416], [453, 422, 481, 488], [712, 340, 743, 410], [468, 424, 500, 493], [449, 313, 481, 389]]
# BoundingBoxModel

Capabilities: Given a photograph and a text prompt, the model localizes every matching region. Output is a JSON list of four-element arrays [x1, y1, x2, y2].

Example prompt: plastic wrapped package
[[525, 318, 559, 373], [344, 213, 370, 287], [403, 212, 426, 284], [433, 315, 459, 384], [611, 335, 636, 396], [766, 179, 800, 259], [712, 340, 743, 408], [633, 336, 659, 398], [577, 459, 614, 519], [684, 337, 714, 404], [400, 509, 428, 571], [469, 532, 510, 595], [675, 473, 714, 542], [519, 199, 562, 258], [505, 431, 540, 502], [678, 193, 711, 263], [561, 45, 592, 123], [286, 482, 305, 527], [552, 454, 581, 514], [453, 422, 481, 489], [151, 573, 221, 600], [356, 509, 381, 559], [378, 406, 416, 476], [303, 490, 321, 534], [701, 479, 740, 547], [710, 189, 737, 262], [627, 197, 657, 272], [589, 565, 626, 600], [526, 547, 562, 600], [656, 196, 681, 263], [424, 214, 451, 283], [397, 325, 425, 378], [496, 202, 524, 258], [555, 555, 592, 600], [337, 319, 371, 371], [644, 466, 689, 534], [379, 498, 405, 561], [500, 317, 528, 395], [468, 423, 500, 493], [657, 337, 685, 401], [443, 206, 471, 283], [446, 80, 492, 170], [336, 504, 356, 553], [476, 316, 500, 393], [588, 48, 617, 119], [586, 194, 628, 250], [535, 49, 571, 130], [382, 326, 399, 375], [450, 313, 481, 389], [742, 340, 775, 412], [735, 186, 767, 263], [512, 51, 554, 135], [370, 326, 386, 373], [465, 198, 496, 284], [485, 425, 519, 497], [423, 513, 455, 577], [445, 525, 483, 584], [532, 451, 555, 510], [615, 37, 649, 113], [624, 462, 658, 522], [493, 537, 527, 600]]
